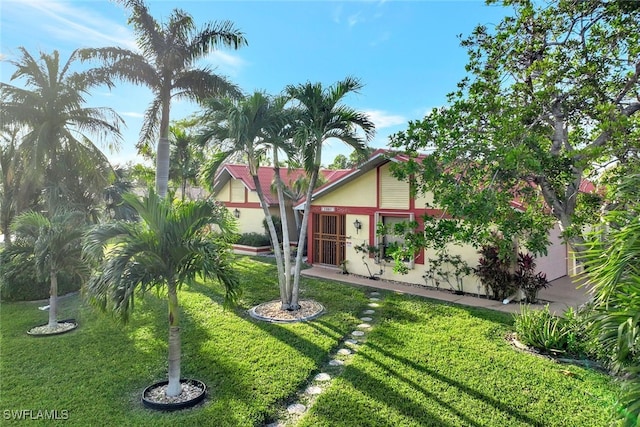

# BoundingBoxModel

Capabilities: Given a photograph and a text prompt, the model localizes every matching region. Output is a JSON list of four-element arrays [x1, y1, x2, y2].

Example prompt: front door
[[312, 213, 346, 266]]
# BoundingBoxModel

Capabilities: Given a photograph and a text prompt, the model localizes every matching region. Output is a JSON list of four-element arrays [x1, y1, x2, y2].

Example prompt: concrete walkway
[[301, 265, 594, 316]]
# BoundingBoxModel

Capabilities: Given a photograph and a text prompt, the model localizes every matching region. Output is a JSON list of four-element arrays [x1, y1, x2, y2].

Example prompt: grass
[[0, 256, 622, 426]]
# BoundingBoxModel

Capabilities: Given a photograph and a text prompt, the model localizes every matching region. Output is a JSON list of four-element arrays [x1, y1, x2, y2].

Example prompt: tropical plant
[[475, 245, 516, 301], [515, 304, 570, 354], [79, 0, 246, 197], [286, 77, 375, 309], [84, 189, 239, 397], [169, 119, 203, 200], [0, 48, 122, 212], [583, 173, 640, 426], [513, 252, 549, 303], [199, 91, 295, 309], [3, 210, 88, 328], [388, 0, 640, 260]]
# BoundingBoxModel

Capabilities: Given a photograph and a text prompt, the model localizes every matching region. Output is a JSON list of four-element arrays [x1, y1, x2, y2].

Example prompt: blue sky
[[0, 0, 509, 167]]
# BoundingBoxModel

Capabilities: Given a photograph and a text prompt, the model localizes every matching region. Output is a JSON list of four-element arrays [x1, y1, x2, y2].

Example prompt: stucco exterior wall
[[314, 169, 377, 207], [216, 181, 232, 202], [234, 207, 267, 235]]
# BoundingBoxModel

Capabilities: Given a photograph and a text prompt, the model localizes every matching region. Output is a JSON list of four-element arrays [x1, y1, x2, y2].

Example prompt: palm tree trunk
[[48, 269, 58, 328], [156, 95, 171, 197], [252, 174, 289, 309], [292, 154, 321, 310], [156, 136, 171, 197], [166, 283, 182, 397], [273, 151, 292, 309]]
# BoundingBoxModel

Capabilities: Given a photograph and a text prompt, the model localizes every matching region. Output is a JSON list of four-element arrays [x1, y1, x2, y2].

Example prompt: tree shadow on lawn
[[349, 339, 541, 426]]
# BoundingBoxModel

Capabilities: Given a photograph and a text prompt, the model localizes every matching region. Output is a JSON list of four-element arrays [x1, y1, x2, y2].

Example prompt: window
[[374, 212, 415, 269]]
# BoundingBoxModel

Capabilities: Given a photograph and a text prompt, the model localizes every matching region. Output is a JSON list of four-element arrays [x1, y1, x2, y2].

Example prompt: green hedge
[[235, 232, 271, 247], [0, 250, 81, 301]]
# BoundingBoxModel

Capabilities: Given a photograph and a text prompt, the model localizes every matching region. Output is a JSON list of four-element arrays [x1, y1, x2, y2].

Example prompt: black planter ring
[[142, 378, 207, 411], [26, 319, 78, 337]]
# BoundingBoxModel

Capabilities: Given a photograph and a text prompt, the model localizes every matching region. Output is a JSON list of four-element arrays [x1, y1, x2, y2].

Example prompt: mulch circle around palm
[[142, 379, 207, 411], [27, 319, 78, 336], [249, 300, 325, 323]]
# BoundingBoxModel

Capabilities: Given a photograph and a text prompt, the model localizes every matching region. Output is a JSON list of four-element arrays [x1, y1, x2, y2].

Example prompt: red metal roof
[[215, 165, 352, 206]]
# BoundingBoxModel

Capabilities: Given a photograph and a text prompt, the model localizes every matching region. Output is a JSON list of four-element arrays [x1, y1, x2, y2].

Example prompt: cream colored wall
[[379, 163, 409, 209], [314, 169, 377, 207], [216, 181, 231, 202], [414, 191, 435, 209], [247, 190, 260, 203], [343, 220, 483, 295], [235, 208, 267, 235]]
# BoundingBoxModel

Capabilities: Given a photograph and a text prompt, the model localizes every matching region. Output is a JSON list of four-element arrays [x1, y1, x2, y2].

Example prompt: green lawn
[[0, 257, 621, 426]]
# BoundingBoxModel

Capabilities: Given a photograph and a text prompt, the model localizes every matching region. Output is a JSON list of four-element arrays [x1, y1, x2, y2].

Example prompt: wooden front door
[[312, 213, 346, 266]]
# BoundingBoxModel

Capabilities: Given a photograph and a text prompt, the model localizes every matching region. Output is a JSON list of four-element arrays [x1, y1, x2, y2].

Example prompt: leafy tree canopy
[[389, 0, 640, 258]]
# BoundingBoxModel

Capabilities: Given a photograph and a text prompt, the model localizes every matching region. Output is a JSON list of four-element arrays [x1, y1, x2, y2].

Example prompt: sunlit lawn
[[0, 256, 621, 426]]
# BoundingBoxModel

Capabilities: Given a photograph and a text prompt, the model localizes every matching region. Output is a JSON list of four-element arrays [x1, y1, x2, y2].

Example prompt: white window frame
[[374, 211, 415, 270]]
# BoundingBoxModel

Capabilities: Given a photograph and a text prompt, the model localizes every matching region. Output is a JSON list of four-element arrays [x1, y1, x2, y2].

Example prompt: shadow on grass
[[354, 339, 541, 426]]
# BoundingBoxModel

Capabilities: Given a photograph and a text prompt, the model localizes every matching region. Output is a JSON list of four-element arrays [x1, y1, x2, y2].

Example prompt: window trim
[[374, 211, 415, 269]]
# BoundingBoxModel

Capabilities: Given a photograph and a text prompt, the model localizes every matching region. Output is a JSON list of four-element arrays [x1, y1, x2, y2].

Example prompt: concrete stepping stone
[[351, 330, 365, 337], [360, 317, 373, 322], [368, 303, 380, 308], [344, 339, 358, 346], [369, 297, 381, 301], [337, 348, 352, 355], [314, 373, 331, 382], [357, 323, 371, 329], [287, 403, 306, 414], [370, 292, 381, 297], [363, 309, 375, 315], [306, 386, 322, 395], [329, 359, 344, 366]]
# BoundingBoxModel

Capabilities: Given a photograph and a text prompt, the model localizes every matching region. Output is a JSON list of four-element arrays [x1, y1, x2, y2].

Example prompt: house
[[212, 164, 351, 243], [293, 149, 577, 295]]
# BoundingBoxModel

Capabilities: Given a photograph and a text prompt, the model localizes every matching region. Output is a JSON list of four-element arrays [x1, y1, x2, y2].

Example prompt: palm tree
[[169, 120, 203, 201], [583, 174, 640, 426], [0, 48, 123, 211], [84, 189, 239, 397], [199, 91, 295, 308], [285, 77, 375, 309], [7, 210, 88, 329], [80, 0, 247, 197]]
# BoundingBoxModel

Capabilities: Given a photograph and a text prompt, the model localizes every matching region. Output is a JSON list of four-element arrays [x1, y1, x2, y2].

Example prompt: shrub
[[0, 250, 80, 301], [475, 245, 516, 300], [263, 216, 283, 246], [515, 304, 569, 353], [515, 304, 608, 362], [235, 232, 271, 247], [513, 252, 549, 303]]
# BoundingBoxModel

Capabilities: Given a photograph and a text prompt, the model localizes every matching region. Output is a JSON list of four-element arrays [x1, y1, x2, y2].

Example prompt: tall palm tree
[[84, 189, 239, 397], [199, 91, 295, 308], [7, 210, 88, 329], [0, 48, 123, 211], [80, 0, 247, 197], [285, 77, 375, 309]]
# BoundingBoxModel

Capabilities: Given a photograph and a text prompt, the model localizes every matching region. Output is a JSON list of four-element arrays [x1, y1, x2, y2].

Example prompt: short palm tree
[[6, 210, 88, 329], [80, 0, 247, 197], [199, 91, 295, 308], [285, 77, 375, 309], [84, 189, 239, 397], [583, 174, 640, 426], [0, 47, 123, 211]]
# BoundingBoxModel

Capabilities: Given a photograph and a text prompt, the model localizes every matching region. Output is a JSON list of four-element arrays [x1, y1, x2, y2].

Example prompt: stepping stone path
[[272, 290, 383, 426], [287, 403, 306, 414], [314, 373, 331, 382]]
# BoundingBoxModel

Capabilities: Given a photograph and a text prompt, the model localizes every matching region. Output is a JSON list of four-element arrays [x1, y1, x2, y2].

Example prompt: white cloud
[[10, 0, 136, 50], [120, 112, 145, 119], [348, 12, 364, 28], [365, 110, 407, 129], [206, 50, 248, 71]]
